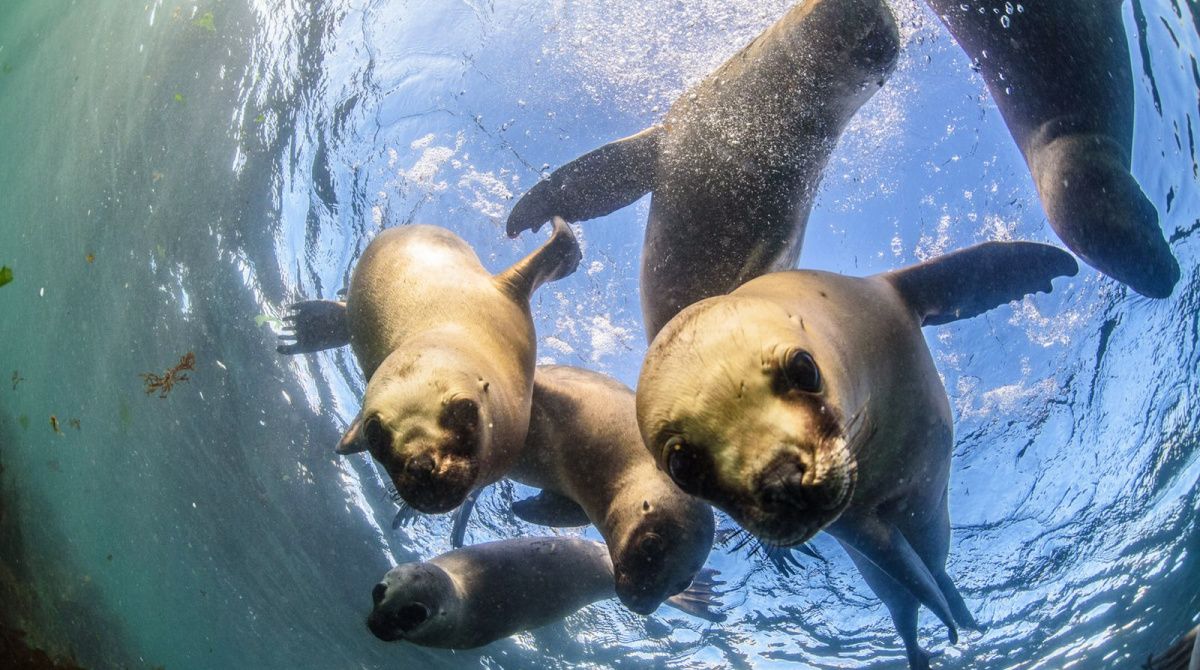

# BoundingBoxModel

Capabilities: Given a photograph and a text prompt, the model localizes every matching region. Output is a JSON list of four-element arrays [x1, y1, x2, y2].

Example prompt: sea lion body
[[924, 0, 1179, 296], [367, 537, 722, 648], [368, 537, 616, 649], [507, 0, 900, 338], [636, 241, 1080, 668], [277, 220, 581, 514], [506, 365, 715, 614]]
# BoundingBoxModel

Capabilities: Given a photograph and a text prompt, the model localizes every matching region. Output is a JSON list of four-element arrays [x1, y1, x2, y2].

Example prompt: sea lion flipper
[[494, 216, 583, 302], [842, 541, 932, 670], [449, 488, 482, 549], [836, 521, 959, 644], [276, 300, 350, 354], [884, 241, 1079, 327], [511, 489, 590, 527], [1144, 624, 1199, 670], [934, 570, 981, 632], [391, 498, 420, 530], [336, 414, 367, 455], [663, 567, 727, 623], [506, 126, 664, 237]]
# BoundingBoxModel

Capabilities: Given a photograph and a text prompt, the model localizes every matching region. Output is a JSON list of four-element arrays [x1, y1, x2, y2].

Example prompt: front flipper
[[662, 567, 727, 623], [449, 488, 481, 548], [511, 489, 591, 528], [831, 520, 959, 644], [1144, 623, 1199, 670], [885, 241, 1078, 327], [494, 216, 583, 302], [277, 300, 350, 354], [506, 126, 664, 236]]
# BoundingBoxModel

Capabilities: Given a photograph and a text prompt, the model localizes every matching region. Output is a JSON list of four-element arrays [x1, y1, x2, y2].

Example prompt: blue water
[[0, 1, 1197, 668]]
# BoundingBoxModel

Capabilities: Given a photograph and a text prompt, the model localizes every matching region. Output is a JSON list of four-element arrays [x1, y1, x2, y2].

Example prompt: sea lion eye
[[364, 417, 391, 453], [783, 350, 822, 393], [664, 436, 709, 496]]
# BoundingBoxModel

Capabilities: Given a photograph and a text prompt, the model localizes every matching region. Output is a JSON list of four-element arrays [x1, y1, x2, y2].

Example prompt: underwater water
[[1, 0, 1198, 668]]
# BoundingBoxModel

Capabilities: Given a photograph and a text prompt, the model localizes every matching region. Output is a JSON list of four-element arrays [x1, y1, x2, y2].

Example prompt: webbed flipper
[[506, 126, 664, 236], [494, 216, 583, 302], [449, 488, 482, 548], [663, 567, 727, 623], [511, 489, 591, 528], [832, 520, 959, 644], [935, 570, 980, 632], [884, 241, 1078, 327], [277, 300, 350, 354]]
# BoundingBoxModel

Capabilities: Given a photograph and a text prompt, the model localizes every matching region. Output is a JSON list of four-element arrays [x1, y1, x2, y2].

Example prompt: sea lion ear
[[505, 125, 664, 237], [336, 415, 369, 455], [494, 217, 583, 302], [884, 241, 1079, 327]]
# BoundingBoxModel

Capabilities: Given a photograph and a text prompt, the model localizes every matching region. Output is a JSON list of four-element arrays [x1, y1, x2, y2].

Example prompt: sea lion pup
[[505, 0, 900, 338], [366, 537, 725, 648], [636, 241, 1079, 669], [923, 0, 1180, 298], [276, 219, 582, 513], [392, 365, 719, 616]]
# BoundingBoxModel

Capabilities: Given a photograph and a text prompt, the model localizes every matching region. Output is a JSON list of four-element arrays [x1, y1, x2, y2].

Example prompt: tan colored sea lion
[[366, 537, 724, 648], [636, 240, 1079, 668], [391, 365, 717, 616], [277, 219, 581, 513], [505, 0, 900, 339], [924, 0, 1180, 298]]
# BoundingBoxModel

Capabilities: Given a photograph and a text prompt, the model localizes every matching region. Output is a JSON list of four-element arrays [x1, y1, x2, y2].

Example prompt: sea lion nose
[[406, 453, 437, 480], [760, 458, 808, 511], [638, 533, 664, 560], [372, 582, 388, 607]]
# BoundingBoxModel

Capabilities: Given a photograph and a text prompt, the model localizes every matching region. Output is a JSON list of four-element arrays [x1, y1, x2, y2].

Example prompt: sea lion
[[923, 0, 1180, 297], [1145, 624, 1200, 670], [366, 537, 724, 649], [277, 219, 581, 513], [391, 365, 718, 616], [505, 0, 900, 339], [635, 241, 1079, 668]]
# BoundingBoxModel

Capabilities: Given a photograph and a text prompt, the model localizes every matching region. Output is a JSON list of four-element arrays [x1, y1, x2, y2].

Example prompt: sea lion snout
[[757, 451, 843, 513], [394, 451, 477, 513]]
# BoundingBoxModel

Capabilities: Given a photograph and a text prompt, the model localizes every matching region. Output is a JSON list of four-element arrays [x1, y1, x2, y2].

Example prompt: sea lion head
[[367, 561, 456, 645], [637, 296, 862, 547], [344, 347, 495, 514], [609, 490, 715, 615]]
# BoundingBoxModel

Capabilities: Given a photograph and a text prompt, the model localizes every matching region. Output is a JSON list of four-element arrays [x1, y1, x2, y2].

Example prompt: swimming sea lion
[[391, 365, 717, 616], [505, 0, 900, 338], [1145, 624, 1200, 670], [277, 219, 581, 513], [366, 537, 724, 648], [510, 365, 716, 614], [636, 241, 1079, 668], [923, 0, 1180, 297]]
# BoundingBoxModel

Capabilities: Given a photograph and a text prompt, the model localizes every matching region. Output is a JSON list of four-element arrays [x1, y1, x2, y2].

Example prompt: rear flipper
[[1031, 132, 1180, 298], [1144, 624, 1199, 670], [511, 489, 591, 528], [831, 520, 959, 644], [506, 126, 663, 236], [663, 567, 727, 623], [934, 570, 981, 632], [276, 300, 349, 354], [842, 542, 934, 670]]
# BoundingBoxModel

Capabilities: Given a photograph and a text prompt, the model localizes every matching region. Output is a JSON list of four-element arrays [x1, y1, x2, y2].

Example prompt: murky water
[[0, 1, 1197, 668]]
